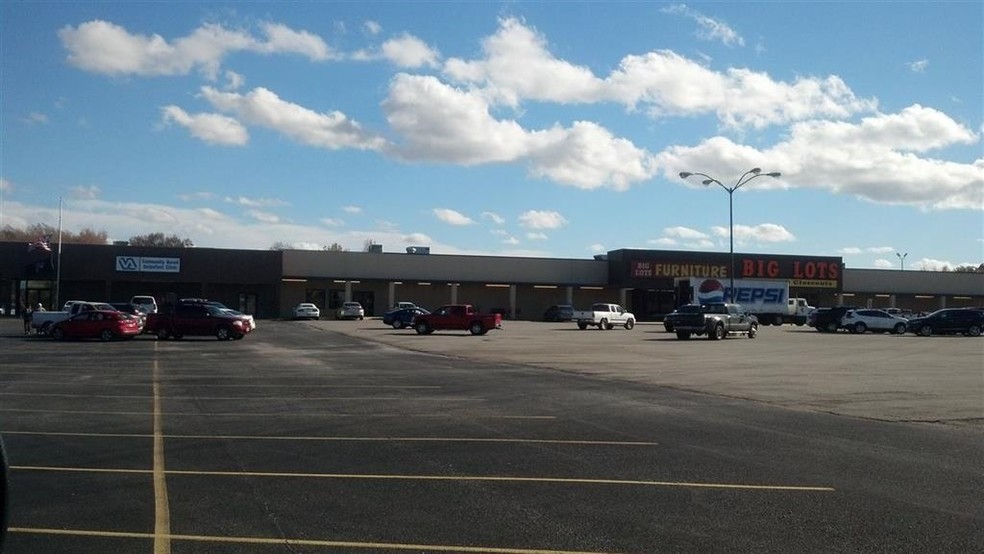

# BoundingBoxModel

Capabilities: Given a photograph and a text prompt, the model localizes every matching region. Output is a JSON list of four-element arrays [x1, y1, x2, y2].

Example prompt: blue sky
[[2, 2, 981, 270]]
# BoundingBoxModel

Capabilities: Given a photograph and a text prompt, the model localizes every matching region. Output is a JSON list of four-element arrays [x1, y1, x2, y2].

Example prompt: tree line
[[1, 224, 194, 247]]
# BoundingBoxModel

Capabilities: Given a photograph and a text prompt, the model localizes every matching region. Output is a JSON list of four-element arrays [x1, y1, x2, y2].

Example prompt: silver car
[[335, 301, 365, 320]]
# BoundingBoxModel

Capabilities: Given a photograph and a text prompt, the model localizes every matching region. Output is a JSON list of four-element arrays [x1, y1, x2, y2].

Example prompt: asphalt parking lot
[[315, 318, 984, 426], [1, 317, 981, 553]]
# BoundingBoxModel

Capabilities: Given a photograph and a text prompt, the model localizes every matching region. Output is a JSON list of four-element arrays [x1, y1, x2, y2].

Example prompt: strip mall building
[[1, 241, 981, 320]]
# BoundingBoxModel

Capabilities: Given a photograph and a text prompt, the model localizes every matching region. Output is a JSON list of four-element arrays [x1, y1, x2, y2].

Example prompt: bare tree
[[1, 223, 108, 244], [128, 232, 194, 247], [323, 242, 345, 251]]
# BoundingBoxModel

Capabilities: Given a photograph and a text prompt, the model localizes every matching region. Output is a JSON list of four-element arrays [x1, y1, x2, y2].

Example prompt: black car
[[542, 304, 575, 322], [808, 305, 860, 332], [906, 308, 984, 337]]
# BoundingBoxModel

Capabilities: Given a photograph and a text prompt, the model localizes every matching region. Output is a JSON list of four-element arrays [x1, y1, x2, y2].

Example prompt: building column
[[509, 285, 517, 320], [565, 286, 574, 305], [388, 282, 396, 309], [889, 294, 897, 308], [345, 281, 353, 302], [940, 296, 947, 309], [450, 283, 458, 304], [619, 288, 629, 307]]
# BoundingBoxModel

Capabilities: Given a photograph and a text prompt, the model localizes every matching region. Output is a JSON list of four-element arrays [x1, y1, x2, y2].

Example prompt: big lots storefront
[[606, 249, 844, 319]]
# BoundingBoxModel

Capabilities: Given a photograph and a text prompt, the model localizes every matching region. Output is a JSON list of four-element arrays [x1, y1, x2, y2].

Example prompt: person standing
[[21, 303, 32, 335]]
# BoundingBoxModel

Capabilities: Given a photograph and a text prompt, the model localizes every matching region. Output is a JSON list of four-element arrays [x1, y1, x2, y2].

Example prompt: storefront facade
[[1, 241, 980, 320]]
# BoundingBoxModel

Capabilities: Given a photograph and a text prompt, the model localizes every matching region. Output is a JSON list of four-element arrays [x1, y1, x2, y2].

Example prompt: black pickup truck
[[672, 303, 758, 340]]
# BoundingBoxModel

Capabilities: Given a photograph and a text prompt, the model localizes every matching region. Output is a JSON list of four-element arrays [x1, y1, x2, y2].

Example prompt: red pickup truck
[[413, 304, 501, 335]]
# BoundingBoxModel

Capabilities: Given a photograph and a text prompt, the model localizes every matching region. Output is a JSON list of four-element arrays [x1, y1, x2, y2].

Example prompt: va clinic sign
[[116, 256, 181, 273]]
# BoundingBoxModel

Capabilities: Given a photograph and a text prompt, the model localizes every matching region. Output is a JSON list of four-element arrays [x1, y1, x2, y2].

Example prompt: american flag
[[27, 234, 52, 252]]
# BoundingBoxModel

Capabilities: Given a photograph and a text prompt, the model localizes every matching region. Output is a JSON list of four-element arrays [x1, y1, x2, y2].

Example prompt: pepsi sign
[[693, 278, 787, 305]]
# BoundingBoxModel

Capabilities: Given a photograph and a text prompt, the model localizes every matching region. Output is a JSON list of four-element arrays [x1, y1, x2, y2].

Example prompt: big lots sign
[[627, 253, 841, 287]]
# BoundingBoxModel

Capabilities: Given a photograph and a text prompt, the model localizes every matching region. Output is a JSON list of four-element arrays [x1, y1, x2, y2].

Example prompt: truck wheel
[[52, 327, 65, 340], [100, 329, 115, 341], [675, 331, 690, 340], [156, 328, 170, 340], [469, 322, 485, 335], [216, 326, 232, 340], [624, 319, 635, 330], [893, 323, 907, 335], [710, 324, 725, 340], [597, 318, 608, 330], [577, 322, 588, 330], [824, 321, 838, 333], [748, 323, 757, 338]]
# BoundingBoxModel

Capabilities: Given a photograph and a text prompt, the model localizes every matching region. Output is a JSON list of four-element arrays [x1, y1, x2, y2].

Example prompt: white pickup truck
[[573, 303, 636, 330], [32, 301, 115, 335]]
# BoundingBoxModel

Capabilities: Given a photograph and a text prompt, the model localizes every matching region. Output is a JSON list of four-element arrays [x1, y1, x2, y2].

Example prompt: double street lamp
[[679, 168, 782, 303], [896, 252, 908, 271]]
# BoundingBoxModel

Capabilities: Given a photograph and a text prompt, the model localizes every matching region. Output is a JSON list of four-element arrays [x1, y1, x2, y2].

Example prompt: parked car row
[[808, 306, 983, 337]]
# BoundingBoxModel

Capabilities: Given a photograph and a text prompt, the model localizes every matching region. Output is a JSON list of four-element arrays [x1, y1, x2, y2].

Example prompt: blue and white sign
[[116, 256, 181, 273]]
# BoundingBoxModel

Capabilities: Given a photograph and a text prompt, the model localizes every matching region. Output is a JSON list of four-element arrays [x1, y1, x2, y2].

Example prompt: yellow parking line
[[11, 466, 834, 492], [153, 354, 171, 554], [1, 381, 442, 389], [0, 393, 478, 401], [7, 527, 616, 554], [1, 430, 657, 446], [0, 409, 554, 419]]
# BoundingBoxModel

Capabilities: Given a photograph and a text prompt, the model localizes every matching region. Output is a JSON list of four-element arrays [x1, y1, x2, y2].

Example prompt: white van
[[130, 295, 158, 314]]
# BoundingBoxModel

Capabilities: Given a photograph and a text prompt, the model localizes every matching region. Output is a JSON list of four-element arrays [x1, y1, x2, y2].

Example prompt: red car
[[50, 310, 142, 341]]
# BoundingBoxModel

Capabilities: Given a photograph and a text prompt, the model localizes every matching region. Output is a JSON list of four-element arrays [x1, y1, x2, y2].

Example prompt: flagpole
[[55, 197, 63, 309]]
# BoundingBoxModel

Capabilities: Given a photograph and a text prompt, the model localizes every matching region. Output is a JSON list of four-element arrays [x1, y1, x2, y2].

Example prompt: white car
[[841, 309, 908, 334], [292, 303, 321, 320], [336, 301, 365, 320]]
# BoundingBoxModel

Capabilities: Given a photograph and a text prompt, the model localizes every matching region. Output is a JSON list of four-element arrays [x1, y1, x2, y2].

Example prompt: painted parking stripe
[[152, 354, 171, 554], [1, 430, 658, 446], [0, 381, 443, 389], [0, 409, 555, 419], [11, 466, 834, 492], [0, 392, 481, 401], [7, 527, 616, 554]]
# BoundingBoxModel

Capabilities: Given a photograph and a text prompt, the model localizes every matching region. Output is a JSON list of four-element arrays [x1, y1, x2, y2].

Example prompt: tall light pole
[[896, 252, 907, 271], [679, 168, 781, 302]]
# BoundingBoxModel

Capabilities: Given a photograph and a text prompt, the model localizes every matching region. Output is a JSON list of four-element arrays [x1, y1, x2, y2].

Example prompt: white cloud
[[161, 106, 249, 146], [502, 236, 520, 245], [443, 18, 874, 129], [873, 258, 895, 269], [70, 185, 100, 200], [908, 59, 929, 73], [482, 211, 505, 225], [224, 70, 244, 90], [319, 217, 344, 226], [433, 208, 475, 225], [364, 21, 382, 36], [839, 247, 863, 255], [662, 4, 745, 47], [224, 196, 287, 208], [912, 258, 956, 271], [664, 226, 709, 240], [712, 223, 795, 243], [342, 206, 362, 214], [178, 192, 215, 202], [22, 112, 49, 125], [658, 105, 983, 210], [518, 210, 567, 229], [868, 246, 896, 254], [0, 178, 12, 192], [526, 232, 548, 240], [648, 237, 678, 246], [589, 243, 606, 253], [381, 34, 440, 68], [59, 20, 334, 79], [201, 87, 387, 151], [246, 209, 279, 223]]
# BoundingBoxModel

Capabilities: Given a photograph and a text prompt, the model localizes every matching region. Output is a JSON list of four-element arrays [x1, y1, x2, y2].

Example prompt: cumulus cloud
[[161, 106, 249, 146], [712, 223, 795, 244], [518, 210, 567, 229], [482, 211, 505, 225], [433, 208, 475, 225], [200, 86, 387, 151], [224, 196, 287, 208], [342, 206, 362, 214], [381, 34, 440, 68], [908, 59, 929, 73], [364, 21, 382, 36], [526, 232, 548, 240], [664, 226, 710, 240], [246, 209, 280, 223], [659, 105, 983, 210], [70, 185, 100, 200], [59, 20, 334, 79], [22, 112, 49, 125]]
